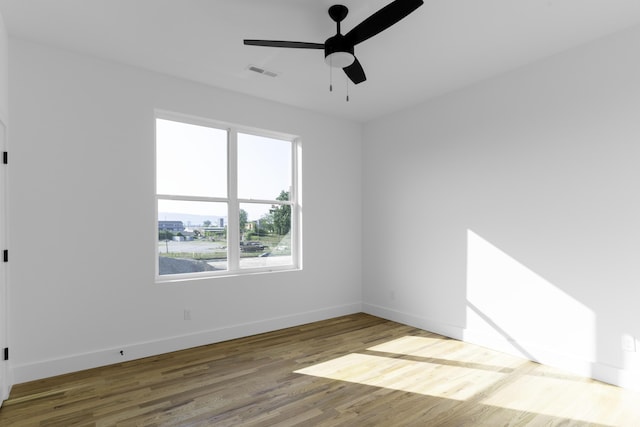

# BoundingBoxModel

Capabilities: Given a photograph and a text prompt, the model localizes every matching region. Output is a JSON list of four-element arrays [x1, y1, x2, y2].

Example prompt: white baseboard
[[0, 364, 12, 406], [362, 302, 640, 391], [12, 302, 640, 392], [11, 303, 362, 384]]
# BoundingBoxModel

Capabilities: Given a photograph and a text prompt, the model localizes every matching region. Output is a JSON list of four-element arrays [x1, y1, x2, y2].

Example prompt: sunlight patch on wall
[[465, 230, 596, 362]]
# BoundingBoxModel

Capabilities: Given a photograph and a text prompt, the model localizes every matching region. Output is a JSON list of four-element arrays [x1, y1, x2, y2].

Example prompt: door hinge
[[2, 151, 6, 164], [3, 250, 7, 263], [3, 348, 7, 361]]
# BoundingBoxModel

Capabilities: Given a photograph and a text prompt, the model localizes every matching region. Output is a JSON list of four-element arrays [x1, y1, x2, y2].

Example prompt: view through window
[[156, 114, 300, 280]]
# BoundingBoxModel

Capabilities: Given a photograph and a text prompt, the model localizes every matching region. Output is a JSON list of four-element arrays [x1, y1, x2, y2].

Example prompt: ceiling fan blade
[[244, 40, 325, 49], [345, 0, 424, 46], [343, 57, 366, 84]]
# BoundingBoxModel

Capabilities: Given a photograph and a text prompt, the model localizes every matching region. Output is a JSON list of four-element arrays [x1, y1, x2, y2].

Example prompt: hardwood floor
[[1, 313, 639, 426]]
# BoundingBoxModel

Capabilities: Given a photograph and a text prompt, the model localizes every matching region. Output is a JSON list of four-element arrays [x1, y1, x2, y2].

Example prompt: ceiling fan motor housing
[[324, 34, 355, 67]]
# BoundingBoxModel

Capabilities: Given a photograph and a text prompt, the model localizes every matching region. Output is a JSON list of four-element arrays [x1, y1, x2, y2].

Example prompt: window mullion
[[292, 138, 301, 268], [157, 194, 228, 203], [227, 129, 240, 271], [238, 198, 291, 206]]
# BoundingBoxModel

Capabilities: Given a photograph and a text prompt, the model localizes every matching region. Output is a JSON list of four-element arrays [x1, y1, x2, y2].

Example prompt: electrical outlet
[[184, 309, 192, 321], [622, 334, 636, 352]]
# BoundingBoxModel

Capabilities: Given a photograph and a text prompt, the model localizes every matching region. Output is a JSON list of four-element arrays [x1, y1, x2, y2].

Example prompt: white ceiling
[[2, 0, 640, 122]]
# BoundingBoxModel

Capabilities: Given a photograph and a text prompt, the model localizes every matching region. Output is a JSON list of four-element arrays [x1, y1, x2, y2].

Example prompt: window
[[155, 112, 300, 280]]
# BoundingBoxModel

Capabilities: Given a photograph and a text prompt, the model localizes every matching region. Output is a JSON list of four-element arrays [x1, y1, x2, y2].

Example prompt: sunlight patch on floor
[[295, 335, 640, 426], [481, 365, 640, 426], [295, 352, 506, 400]]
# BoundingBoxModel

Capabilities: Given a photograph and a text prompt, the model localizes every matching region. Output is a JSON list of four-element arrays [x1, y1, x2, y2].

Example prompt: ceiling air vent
[[248, 65, 278, 78]]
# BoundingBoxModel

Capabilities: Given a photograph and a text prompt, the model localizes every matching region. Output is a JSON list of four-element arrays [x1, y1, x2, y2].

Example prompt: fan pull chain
[[329, 58, 333, 92], [346, 74, 349, 102]]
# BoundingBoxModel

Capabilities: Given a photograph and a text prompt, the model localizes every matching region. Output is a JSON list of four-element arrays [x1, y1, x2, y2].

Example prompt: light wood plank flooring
[[1, 313, 639, 426]]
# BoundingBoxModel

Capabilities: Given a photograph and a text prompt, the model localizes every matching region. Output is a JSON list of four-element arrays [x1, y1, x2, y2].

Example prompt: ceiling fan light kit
[[243, 0, 424, 89], [325, 51, 355, 68]]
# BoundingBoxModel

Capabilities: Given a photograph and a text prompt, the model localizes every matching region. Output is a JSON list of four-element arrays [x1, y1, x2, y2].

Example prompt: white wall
[[363, 24, 640, 389], [8, 39, 362, 382], [0, 12, 6, 122]]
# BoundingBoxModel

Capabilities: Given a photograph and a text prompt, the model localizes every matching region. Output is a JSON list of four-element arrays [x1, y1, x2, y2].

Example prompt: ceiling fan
[[244, 0, 424, 85]]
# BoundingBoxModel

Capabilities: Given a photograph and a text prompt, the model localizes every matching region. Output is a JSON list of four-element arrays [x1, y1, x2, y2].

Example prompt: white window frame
[[155, 110, 302, 282]]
